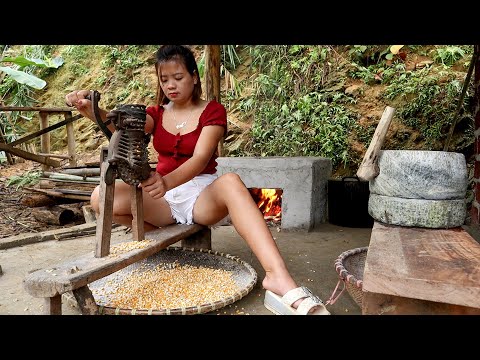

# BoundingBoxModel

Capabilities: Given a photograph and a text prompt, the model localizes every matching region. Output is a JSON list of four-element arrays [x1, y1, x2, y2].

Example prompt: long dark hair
[[155, 45, 202, 105]]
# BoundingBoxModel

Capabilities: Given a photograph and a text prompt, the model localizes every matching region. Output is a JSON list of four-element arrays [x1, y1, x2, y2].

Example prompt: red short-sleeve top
[[146, 100, 227, 176]]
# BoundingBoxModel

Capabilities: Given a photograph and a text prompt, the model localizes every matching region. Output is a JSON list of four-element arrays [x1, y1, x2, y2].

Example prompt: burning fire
[[249, 188, 282, 223]]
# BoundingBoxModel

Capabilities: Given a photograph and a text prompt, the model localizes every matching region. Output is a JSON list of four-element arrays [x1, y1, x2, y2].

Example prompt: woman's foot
[[262, 274, 330, 315]]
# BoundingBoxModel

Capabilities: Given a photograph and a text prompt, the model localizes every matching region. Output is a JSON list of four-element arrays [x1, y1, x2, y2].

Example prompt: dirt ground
[[0, 157, 373, 316], [0, 222, 372, 316]]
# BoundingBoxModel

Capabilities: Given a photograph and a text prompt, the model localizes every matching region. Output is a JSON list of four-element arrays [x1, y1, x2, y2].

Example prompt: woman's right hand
[[65, 90, 94, 120]]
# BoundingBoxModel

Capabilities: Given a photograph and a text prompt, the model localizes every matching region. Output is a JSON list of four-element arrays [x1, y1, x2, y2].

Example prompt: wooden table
[[362, 222, 480, 315]]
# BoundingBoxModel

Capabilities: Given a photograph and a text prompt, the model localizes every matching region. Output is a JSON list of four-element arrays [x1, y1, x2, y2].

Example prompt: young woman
[[65, 45, 329, 315]]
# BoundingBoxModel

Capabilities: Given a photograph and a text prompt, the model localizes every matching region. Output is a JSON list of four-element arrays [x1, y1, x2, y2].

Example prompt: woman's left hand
[[139, 172, 167, 199]]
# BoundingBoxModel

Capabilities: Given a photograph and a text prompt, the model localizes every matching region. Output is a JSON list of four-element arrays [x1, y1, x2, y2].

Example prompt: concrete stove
[[217, 156, 331, 231]]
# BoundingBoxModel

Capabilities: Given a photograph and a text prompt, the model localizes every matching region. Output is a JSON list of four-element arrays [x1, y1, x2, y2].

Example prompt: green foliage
[[0, 46, 62, 90], [349, 57, 406, 85], [5, 169, 41, 190], [231, 45, 358, 168], [100, 46, 154, 78], [222, 45, 242, 71], [0, 45, 60, 142], [434, 46, 467, 67], [382, 67, 473, 149]]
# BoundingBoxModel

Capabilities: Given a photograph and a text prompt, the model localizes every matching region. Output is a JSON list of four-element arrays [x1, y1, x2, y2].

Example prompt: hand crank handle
[[85, 90, 113, 140]]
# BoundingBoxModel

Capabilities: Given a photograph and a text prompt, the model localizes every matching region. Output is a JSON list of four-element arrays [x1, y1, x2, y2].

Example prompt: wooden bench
[[362, 221, 480, 315], [23, 224, 211, 315]]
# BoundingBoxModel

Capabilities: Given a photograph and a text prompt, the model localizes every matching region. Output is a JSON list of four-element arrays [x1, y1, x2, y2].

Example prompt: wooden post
[[45, 295, 62, 315], [130, 186, 145, 242], [64, 112, 77, 167], [0, 126, 14, 164], [0, 142, 61, 167], [72, 286, 99, 315], [95, 161, 115, 257], [205, 45, 223, 156], [39, 111, 50, 171]]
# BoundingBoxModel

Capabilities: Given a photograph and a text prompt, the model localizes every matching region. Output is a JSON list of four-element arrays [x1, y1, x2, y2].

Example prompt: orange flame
[[250, 188, 282, 220]]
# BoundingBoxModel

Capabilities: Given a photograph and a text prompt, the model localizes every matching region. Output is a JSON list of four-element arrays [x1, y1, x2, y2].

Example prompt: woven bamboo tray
[[334, 247, 368, 308], [89, 247, 257, 315]]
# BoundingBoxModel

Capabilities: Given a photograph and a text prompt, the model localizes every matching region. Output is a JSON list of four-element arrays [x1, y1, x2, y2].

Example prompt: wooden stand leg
[[181, 227, 212, 250], [44, 295, 62, 315], [73, 286, 99, 315], [131, 186, 144, 241], [95, 161, 115, 257]]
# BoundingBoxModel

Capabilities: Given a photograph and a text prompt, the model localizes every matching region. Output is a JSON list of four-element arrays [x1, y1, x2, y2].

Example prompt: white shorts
[[164, 173, 218, 225]]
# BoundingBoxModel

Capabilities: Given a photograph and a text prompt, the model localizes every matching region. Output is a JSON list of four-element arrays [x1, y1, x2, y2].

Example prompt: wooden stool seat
[[23, 224, 211, 314]]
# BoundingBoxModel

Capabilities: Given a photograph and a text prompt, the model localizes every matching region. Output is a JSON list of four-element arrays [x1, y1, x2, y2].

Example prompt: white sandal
[[264, 286, 331, 315]]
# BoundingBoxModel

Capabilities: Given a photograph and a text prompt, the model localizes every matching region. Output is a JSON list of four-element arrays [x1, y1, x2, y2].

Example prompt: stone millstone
[[369, 150, 467, 200], [368, 194, 466, 228]]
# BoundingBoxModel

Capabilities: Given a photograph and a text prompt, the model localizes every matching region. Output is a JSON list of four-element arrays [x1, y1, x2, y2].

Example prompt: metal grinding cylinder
[[108, 104, 151, 186]]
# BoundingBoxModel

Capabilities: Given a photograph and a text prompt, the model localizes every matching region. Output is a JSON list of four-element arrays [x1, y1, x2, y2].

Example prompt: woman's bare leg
[[193, 173, 299, 298], [91, 181, 176, 232]]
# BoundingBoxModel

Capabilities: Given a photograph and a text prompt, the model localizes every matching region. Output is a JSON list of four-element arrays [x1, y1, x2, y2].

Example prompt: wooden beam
[[0, 106, 72, 112], [0, 142, 61, 167], [8, 114, 82, 147]]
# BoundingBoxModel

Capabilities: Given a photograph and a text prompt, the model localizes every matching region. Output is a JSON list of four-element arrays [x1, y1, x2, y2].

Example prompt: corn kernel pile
[[92, 260, 240, 310], [108, 239, 154, 257]]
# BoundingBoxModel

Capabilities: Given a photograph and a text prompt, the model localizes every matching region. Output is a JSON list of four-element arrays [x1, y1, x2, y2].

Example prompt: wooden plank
[[363, 221, 480, 309], [0, 223, 124, 250], [23, 223, 205, 298], [362, 292, 480, 315]]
